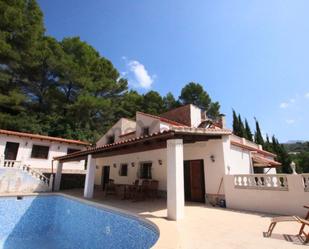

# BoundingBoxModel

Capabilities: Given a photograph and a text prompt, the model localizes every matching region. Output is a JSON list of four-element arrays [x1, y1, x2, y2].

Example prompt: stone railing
[[225, 174, 309, 216], [234, 174, 288, 191], [21, 165, 50, 185], [303, 174, 309, 192], [1, 160, 21, 168], [1, 159, 49, 186]]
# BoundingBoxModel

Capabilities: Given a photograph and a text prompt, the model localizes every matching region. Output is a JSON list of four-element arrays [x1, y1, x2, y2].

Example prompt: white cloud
[[280, 102, 289, 109], [128, 60, 153, 89], [286, 119, 295, 125], [305, 92, 309, 98], [279, 98, 296, 109], [122, 57, 154, 89]]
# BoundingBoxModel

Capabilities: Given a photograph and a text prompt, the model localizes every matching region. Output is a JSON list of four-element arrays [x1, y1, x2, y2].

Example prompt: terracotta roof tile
[[136, 111, 189, 127], [230, 140, 277, 157], [0, 129, 90, 146], [252, 154, 281, 167], [54, 128, 231, 161]]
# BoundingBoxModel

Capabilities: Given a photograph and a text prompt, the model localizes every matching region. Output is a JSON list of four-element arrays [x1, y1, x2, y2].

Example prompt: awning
[[252, 155, 281, 168]]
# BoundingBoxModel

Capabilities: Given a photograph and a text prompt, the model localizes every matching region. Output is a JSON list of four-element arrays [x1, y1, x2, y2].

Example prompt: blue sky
[[38, 0, 309, 142]]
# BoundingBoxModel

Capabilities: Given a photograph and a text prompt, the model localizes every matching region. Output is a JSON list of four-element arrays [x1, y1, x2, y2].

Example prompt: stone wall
[[0, 168, 49, 193]]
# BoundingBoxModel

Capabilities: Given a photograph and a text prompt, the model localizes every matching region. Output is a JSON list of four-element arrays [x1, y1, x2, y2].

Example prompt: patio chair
[[105, 179, 116, 196], [296, 217, 309, 244], [127, 180, 139, 199], [133, 180, 150, 201], [149, 180, 159, 199], [266, 205, 309, 244]]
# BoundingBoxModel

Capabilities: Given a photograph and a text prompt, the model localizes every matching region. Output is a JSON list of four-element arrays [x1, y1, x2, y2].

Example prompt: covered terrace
[[53, 127, 231, 220]]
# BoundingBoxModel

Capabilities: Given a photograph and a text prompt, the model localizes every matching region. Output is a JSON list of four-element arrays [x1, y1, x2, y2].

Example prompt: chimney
[[212, 115, 226, 129], [220, 115, 226, 129]]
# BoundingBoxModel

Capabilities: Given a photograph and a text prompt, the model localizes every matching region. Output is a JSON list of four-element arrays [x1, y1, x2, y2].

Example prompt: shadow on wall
[[0, 168, 49, 193]]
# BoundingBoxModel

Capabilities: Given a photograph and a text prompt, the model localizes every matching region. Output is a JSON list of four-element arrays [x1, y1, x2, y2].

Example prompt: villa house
[[54, 104, 282, 220], [0, 129, 89, 173], [0, 129, 90, 192]]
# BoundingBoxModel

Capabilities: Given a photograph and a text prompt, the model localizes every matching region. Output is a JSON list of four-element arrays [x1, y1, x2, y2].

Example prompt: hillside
[[283, 142, 309, 153]]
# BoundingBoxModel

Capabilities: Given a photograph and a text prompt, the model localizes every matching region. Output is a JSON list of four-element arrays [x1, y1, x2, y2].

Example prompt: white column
[[54, 162, 63, 191], [84, 154, 96, 198], [167, 139, 184, 221], [221, 135, 231, 174], [49, 174, 54, 191]]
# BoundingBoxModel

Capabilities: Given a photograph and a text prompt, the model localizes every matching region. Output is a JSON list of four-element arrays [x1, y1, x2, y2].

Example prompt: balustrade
[[303, 174, 309, 192], [234, 174, 288, 190]]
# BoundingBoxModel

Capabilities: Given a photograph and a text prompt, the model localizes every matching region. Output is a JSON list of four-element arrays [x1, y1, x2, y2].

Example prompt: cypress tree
[[254, 118, 264, 145], [232, 110, 240, 135], [244, 119, 253, 141], [238, 114, 246, 137], [264, 134, 272, 152]]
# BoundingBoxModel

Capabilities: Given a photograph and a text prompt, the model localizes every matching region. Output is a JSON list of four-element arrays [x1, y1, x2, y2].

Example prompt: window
[[142, 127, 149, 136], [119, 164, 128, 176], [140, 162, 152, 179], [107, 135, 115, 144], [67, 148, 81, 154], [31, 145, 49, 159]]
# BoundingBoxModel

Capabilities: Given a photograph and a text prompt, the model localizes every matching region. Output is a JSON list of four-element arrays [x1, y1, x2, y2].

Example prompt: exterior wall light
[[25, 142, 28, 146], [113, 163, 117, 168], [131, 162, 135, 167], [210, 155, 215, 163], [158, 159, 163, 165]]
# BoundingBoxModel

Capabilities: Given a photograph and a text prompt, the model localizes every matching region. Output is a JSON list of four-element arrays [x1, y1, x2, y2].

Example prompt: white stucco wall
[[189, 105, 202, 128], [0, 168, 49, 193], [229, 145, 252, 174], [183, 139, 227, 196], [96, 118, 136, 146], [224, 174, 309, 217], [136, 113, 161, 137], [0, 134, 86, 171], [95, 148, 167, 190], [94, 136, 234, 198]]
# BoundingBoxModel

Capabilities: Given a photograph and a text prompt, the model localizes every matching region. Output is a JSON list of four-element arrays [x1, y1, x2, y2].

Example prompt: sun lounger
[[266, 206, 309, 244], [296, 217, 309, 244]]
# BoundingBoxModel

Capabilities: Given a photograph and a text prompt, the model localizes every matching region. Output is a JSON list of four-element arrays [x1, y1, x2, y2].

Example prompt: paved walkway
[[63, 189, 308, 249]]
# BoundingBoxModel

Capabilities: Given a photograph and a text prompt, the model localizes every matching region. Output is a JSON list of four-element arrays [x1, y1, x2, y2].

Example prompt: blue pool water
[[0, 195, 159, 249]]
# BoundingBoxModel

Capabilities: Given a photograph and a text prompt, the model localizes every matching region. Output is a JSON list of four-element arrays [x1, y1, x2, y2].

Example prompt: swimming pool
[[0, 195, 159, 249]]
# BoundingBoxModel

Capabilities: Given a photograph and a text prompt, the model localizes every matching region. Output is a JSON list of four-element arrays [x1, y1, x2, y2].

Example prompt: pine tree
[[254, 118, 264, 145], [163, 92, 180, 111], [244, 119, 253, 141]]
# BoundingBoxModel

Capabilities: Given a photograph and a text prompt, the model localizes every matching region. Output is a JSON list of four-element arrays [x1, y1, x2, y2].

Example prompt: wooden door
[[184, 160, 205, 202], [190, 160, 205, 202], [4, 142, 19, 160]]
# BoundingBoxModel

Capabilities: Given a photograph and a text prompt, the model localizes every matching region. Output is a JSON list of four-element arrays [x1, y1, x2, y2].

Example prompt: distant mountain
[[285, 140, 305, 144], [283, 141, 309, 153]]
